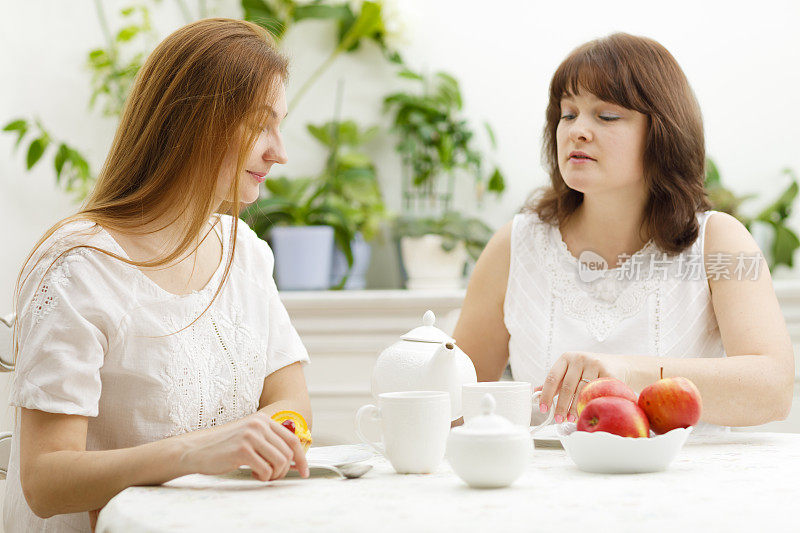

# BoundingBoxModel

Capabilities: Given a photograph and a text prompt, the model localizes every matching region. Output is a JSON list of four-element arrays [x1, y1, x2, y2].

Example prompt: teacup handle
[[355, 404, 386, 457], [529, 390, 555, 435]]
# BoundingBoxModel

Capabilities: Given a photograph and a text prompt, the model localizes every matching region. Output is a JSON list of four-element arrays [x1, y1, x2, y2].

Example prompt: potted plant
[[306, 119, 390, 289], [383, 67, 505, 289], [396, 212, 493, 289], [241, 176, 346, 290], [705, 158, 799, 270], [241, 119, 389, 290]]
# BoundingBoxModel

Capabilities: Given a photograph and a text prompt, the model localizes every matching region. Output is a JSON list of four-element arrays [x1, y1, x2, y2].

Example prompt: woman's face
[[556, 90, 648, 197], [216, 83, 289, 205]]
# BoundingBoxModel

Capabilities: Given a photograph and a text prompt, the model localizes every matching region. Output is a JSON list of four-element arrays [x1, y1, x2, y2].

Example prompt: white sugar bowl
[[446, 394, 532, 488]]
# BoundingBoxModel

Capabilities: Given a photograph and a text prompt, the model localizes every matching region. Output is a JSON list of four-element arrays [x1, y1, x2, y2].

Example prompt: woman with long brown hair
[[454, 33, 794, 432], [5, 18, 311, 532]]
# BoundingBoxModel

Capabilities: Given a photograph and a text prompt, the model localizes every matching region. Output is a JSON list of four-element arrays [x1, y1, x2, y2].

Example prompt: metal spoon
[[307, 462, 372, 479]]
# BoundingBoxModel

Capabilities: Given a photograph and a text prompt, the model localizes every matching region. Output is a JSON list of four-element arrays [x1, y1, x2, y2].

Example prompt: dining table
[[95, 431, 796, 532]]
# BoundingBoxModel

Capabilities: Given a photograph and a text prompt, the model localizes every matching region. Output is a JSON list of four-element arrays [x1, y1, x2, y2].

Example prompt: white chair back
[[0, 313, 14, 479], [0, 431, 10, 479], [0, 313, 14, 372]]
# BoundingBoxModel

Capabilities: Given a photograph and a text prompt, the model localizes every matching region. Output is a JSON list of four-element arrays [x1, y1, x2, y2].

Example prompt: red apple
[[638, 377, 702, 434], [576, 396, 650, 438], [576, 377, 638, 416]]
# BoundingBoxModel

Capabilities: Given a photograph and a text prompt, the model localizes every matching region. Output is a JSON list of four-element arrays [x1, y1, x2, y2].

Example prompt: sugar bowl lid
[[450, 394, 529, 440]]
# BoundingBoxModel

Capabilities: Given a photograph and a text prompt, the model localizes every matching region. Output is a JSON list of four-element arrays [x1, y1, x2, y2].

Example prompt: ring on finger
[[580, 378, 591, 384]]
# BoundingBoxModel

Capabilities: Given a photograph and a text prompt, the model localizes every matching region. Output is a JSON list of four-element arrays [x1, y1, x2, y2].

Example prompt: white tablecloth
[[96, 433, 796, 532]]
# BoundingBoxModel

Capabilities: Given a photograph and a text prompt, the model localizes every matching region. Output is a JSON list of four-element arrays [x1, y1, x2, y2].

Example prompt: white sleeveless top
[[504, 210, 727, 434]]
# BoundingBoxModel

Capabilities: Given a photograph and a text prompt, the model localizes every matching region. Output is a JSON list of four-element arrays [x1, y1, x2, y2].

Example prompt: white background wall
[[2, 0, 800, 302]]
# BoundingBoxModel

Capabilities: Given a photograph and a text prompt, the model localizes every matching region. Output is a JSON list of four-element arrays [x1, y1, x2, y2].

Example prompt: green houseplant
[[705, 158, 800, 270], [241, 119, 389, 289], [3, 0, 402, 198], [240, 176, 344, 290], [3, 0, 401, 291], [383, 67, 505, 288]]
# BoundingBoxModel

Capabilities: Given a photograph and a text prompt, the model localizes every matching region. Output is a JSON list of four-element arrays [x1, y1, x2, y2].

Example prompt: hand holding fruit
[[175, 411, 310, 481], [539, 351, 631, 424]]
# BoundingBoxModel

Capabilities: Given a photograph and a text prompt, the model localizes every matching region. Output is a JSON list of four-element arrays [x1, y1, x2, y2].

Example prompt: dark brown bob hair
[[527, 32, 710, 254]]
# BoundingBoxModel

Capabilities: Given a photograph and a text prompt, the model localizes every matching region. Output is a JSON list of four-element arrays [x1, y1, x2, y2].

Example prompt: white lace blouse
[[3, 214, 309, 533], [504, 211, 728, 434]]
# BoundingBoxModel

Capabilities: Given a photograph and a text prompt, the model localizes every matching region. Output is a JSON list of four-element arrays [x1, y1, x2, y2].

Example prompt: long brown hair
[[13, 18, 288, 361], [527, 32, 710, 253]]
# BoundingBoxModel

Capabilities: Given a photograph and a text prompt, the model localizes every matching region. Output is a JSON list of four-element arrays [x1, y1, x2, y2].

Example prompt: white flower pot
[[400, 235, 467, 290]]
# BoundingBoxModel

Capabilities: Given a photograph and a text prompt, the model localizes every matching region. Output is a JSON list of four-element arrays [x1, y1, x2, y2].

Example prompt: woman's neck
[[561, 188, 649, 268], [107, 212, 218, 265]]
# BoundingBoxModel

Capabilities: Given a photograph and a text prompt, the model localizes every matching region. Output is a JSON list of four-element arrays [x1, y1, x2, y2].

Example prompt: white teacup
[[355, 391, 450, 474], [462, 381, 555, 433]]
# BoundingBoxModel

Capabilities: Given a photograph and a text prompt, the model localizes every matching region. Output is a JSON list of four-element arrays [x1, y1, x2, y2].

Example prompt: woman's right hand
[[175, 411, 309, 481]]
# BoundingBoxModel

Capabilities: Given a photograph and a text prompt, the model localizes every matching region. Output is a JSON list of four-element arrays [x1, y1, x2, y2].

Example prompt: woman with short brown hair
[[454, 33, 794, 432]]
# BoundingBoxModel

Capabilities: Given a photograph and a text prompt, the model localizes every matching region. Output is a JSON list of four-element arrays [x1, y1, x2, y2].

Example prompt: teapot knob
[[422, 310, 436, 327], [480, 393, 496, 416]]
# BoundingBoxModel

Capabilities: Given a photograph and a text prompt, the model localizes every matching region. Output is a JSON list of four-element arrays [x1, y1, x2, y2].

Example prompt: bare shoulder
[[703, 211, 771, 292], [703, 211, 760, 255], [485, 219, 513, 261], [463, 220, 513, 301], [475, 220, 513, 285]]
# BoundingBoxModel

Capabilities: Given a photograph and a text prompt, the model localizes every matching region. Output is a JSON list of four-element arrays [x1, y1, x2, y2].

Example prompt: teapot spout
[[433, 341, 456, 362]]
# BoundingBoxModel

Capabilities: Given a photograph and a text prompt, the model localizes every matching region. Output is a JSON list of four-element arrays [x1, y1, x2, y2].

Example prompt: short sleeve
[[11, 249, 112, 417]]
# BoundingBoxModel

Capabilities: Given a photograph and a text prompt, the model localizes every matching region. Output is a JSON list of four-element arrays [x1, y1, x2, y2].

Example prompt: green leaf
[[705, 157, 721, 186], [241, 0, 287, 40], [336, 121, 359, 146], [121, 7, 135, 16], [772, 223, 800, 268], [484, 121, 497, 149], [26, 136, 49, 169], [87, 49, 111, 68], [116, 25, 141, 42], [386, 50, 404, 65], [3, 118, 28, 149], [435, 72, 462, 109], [294, 4, 350, 22], [487, 167, 505, 193], [3, 119, 27, 132], [398, 69, 424, 81], [54, 143, 69, 180], [307, 124, 332, 147], [336, 1, 382, 52], [338, 152, 372, 169]]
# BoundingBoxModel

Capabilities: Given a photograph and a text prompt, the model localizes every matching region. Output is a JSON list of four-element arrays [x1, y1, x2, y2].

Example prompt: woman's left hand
[[538, 352, 631, 424]]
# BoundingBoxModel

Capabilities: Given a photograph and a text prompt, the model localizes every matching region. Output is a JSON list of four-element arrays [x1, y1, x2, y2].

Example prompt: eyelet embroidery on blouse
[[529, 219, 662, 342], [162, 300, 268, 437], [28, 248, 93, 326]]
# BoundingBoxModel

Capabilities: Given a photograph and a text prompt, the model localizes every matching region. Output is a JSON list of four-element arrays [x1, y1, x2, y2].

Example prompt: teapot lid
[[401, 310, 455, 343], [451, 394, 528, 439]]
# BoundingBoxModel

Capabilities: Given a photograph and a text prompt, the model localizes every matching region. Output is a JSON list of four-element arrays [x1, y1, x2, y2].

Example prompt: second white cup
[[462, 381, 555, 433]]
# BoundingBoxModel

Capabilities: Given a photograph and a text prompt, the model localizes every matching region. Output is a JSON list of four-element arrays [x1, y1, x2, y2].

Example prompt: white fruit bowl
[[556, 423, 692, 474]]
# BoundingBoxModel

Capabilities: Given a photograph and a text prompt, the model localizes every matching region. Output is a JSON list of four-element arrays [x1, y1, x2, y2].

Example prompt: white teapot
[[371, 310, 477, 420]]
